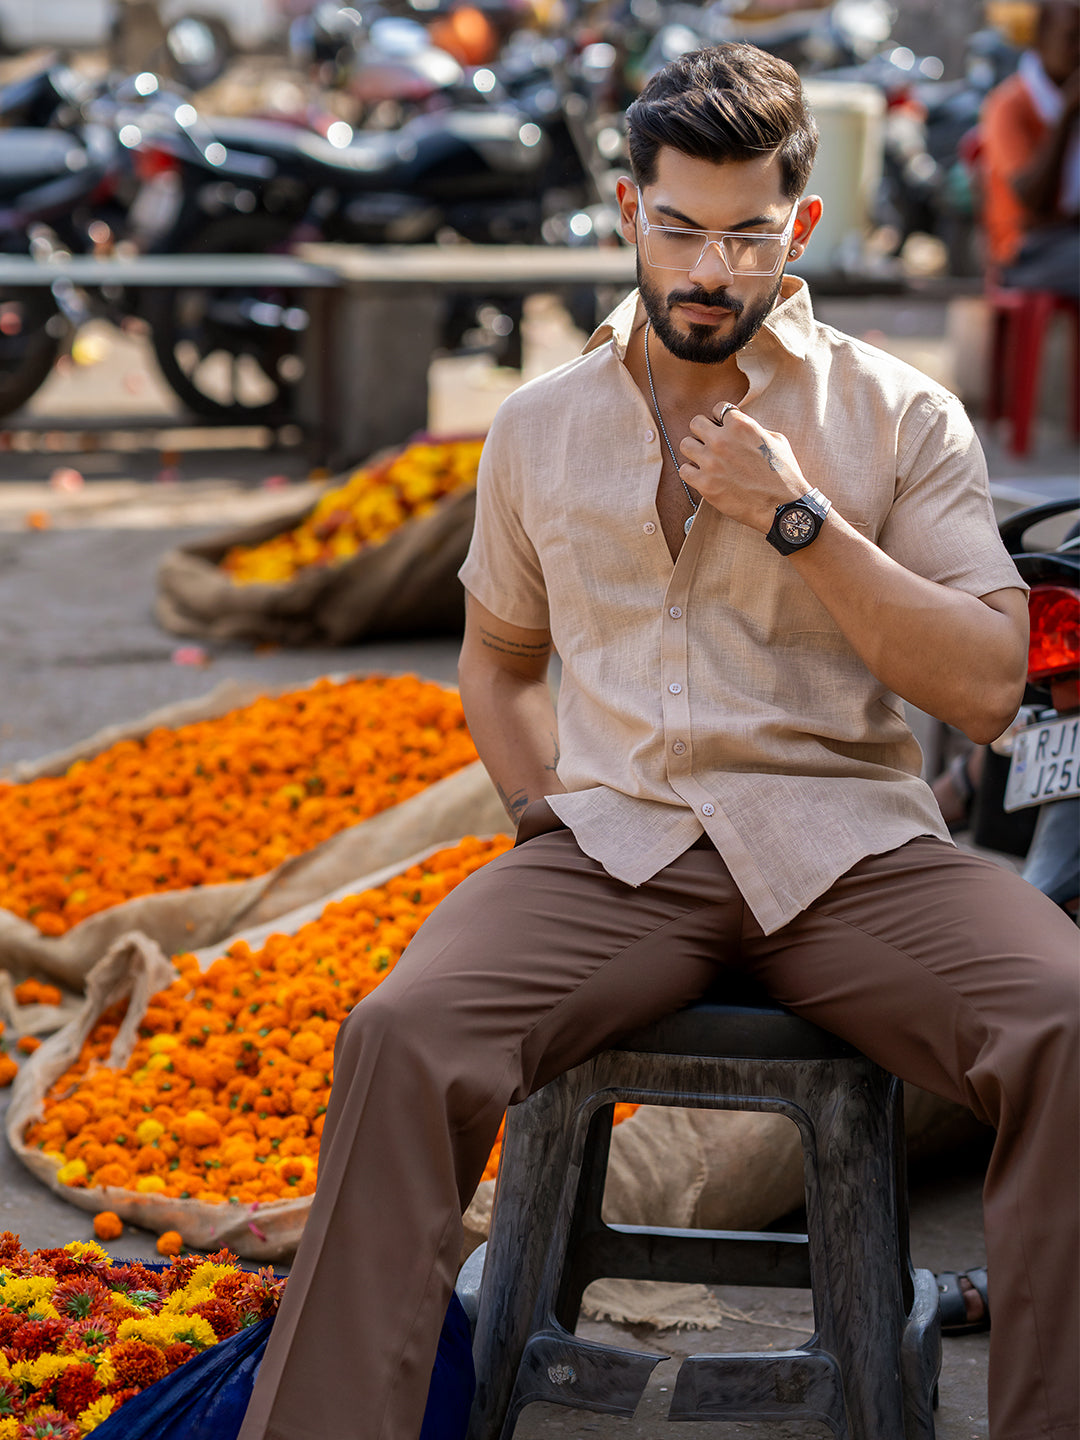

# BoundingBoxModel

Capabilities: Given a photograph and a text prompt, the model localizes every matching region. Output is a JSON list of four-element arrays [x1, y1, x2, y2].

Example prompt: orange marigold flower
[[110, 1338, 168, 1390], [54, 1359, 102, 1418], [0, 675, 477, 936], [13, 978, 63, 1006], [0, 1054, 17, 1087], [15, 1035, 41, 1055], [155, 1231, 183, 1258]]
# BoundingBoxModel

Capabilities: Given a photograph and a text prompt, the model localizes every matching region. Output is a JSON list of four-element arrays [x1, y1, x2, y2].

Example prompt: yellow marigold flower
[[116, 1315, 176, 1347], [78, 1394, 116, 1434], [0, 1419, 18, 1440], [0, 1274, 56, 1310], [63, 1240, 109, 1262], [147, 1035, 179, 1054], [168, 1313, 218, 1349], [134, 1174, 167, 1194], [135, 1118, 165, 1145], [10, 1352, 71, 1388], [92, 1358, 116, 1387], [162, 1283, 213, 1316], [145, 1053, 172, 1072], [187, 1261, 237, 1292], [57, 1157, 88, 1185]]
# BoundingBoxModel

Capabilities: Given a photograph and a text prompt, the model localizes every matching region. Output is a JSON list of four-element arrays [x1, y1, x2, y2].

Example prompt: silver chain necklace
[[644, 321, 699, 536]]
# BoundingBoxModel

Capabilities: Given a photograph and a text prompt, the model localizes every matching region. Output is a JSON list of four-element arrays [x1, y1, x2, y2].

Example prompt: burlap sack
[[0, 675, 505, 992], [6, 840, 504, 1261], [154, 482, 476, 646]]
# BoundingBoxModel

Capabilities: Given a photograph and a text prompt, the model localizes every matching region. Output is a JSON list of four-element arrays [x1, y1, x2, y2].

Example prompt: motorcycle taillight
[[1028, 583, 1080, 683], [134, 145, 180, 182]]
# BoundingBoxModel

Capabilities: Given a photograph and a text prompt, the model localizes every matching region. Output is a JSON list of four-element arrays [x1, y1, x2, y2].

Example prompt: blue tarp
[[89, 1267, 474, 1440]]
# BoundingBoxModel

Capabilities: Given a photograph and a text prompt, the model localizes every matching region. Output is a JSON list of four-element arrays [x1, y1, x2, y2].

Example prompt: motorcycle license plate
[[1004, 715, 1080, 812]]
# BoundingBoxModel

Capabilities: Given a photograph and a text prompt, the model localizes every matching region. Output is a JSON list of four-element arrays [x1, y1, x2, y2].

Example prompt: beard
[[636, 254, 784, 365]]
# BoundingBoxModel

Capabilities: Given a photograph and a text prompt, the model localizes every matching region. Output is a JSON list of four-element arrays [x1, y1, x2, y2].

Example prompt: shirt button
[[645, 428, 655, 442], [668, 682, 682, 695], [669, 606, 682, 619], [672, 740, 686, 755], [643, 522, 656, 535], [701, 803, 715, 817]]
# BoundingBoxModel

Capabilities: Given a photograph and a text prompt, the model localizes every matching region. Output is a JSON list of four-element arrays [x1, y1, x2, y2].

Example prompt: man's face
[[622, 147, 807, 366]]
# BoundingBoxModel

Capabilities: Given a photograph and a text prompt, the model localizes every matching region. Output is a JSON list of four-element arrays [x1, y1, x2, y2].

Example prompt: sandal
[[936, 1266, 990, 1335]]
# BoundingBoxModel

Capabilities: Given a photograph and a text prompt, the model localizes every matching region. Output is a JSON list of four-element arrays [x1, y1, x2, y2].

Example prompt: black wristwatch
[[766, 488, 832, 555]]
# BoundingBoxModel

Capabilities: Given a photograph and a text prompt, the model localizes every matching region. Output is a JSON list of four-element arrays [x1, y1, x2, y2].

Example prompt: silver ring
[[716, 402, 739, 427]]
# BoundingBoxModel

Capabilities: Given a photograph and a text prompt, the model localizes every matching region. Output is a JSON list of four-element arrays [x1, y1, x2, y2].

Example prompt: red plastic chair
[[985, 276, 1080, 457]]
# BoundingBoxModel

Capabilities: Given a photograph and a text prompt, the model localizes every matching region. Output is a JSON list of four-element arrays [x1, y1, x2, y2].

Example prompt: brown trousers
[[238, 812, 1079, 1440]]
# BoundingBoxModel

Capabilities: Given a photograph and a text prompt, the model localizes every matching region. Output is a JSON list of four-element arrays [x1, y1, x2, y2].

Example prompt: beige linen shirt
[[459, 278, 1025, 934]]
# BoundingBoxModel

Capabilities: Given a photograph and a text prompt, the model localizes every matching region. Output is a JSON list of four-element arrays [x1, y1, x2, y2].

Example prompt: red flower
[[0, 1307, 22, 1346], [54, 1362, 102, 1418], [109, 1339, 168, 1391], [9, 1317, 68, 1359], [53, 1276, 112, 1321], [163, 1340, 198, 1370], [190, 1297, 240, 1339], [0, 1232, 27, 1265], [58, 1317, 116, 1353], [16, 1411, 80, 1439]]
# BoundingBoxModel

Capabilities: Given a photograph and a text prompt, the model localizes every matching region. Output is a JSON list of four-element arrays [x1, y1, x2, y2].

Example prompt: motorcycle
[[971, 499, 1080, 916], [125, 47, 616, 420], [0, 111, 139, 419]]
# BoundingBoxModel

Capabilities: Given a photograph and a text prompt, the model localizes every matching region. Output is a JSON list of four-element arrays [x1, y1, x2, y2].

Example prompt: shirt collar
[[582, 273, 814, 364]]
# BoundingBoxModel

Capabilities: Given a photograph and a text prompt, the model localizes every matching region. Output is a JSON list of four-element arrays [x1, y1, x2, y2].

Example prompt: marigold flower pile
[[222, 436, 485, 586], [0, 1234, 284, 1437], [25, 836, 637, 1200], [0, 675, 477, 937]]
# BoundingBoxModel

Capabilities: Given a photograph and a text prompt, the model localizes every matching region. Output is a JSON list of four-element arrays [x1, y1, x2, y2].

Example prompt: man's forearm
[[459, 663, 565, 826], [790, 513, 1027, 743]]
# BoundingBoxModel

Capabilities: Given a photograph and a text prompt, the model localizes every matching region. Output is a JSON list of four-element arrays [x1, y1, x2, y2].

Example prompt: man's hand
[[678, 404, 806, 533], [458, 594, 564, 827], [676, 405, 1026, 745]]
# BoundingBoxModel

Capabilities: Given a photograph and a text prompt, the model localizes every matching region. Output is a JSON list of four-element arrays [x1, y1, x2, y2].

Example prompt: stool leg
[[804, 1064, 910, 1440], [468, 1064, 595, 1439]]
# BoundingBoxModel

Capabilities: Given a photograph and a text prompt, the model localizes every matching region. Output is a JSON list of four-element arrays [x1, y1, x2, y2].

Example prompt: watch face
[[778, 506, 816, 544]]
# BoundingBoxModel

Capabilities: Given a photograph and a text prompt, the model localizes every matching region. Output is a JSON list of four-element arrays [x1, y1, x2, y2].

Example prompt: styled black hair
[[626, 43, 818, 199]]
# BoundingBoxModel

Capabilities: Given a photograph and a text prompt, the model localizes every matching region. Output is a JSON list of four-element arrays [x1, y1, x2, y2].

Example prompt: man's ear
[[615, 175, 639, 247], [786, 195, 823, 261]]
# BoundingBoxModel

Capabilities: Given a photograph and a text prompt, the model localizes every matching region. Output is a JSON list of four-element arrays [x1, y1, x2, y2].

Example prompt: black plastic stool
[[460, 987, 941, 1439]]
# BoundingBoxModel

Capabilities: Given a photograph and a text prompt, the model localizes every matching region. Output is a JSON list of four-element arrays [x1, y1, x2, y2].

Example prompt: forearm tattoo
[[543, 732, 560, 775], [496, 780, 531, 823], [758, 442, 780, 472]]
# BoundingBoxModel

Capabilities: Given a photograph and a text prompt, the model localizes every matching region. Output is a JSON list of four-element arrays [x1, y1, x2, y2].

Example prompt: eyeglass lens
[[643, 227, 787, 275]]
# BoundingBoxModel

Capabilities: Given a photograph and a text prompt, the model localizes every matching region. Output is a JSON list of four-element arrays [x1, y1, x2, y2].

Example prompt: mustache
[[666, 289, 743, 316]]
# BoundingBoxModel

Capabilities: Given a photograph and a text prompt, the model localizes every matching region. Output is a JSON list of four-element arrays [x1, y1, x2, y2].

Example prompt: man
[[980, 0, 1080, 295], [240, 44, 1079, 1440]]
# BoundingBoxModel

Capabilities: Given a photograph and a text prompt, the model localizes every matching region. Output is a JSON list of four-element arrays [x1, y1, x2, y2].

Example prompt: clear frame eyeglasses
[[635, 186, 799, 276]]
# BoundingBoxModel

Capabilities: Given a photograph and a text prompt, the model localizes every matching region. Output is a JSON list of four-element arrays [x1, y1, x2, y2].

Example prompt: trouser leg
[[239, 826, 748, 1440], [745, 838, 1080, 1440]]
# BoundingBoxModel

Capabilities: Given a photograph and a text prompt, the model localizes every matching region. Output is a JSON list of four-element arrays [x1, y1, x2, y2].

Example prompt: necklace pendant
[[684, 512, 695, 535]]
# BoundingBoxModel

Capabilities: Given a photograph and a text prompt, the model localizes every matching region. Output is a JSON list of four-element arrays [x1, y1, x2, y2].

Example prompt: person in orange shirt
[[980, 0, 1079, 295]]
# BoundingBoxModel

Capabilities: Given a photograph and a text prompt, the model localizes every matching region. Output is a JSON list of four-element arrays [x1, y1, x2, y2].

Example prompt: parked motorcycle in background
[[973, 501, 1080, 918]]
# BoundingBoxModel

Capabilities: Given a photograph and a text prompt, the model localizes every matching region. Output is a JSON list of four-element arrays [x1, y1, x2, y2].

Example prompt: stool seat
[[463, 989, 941, 1440]]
